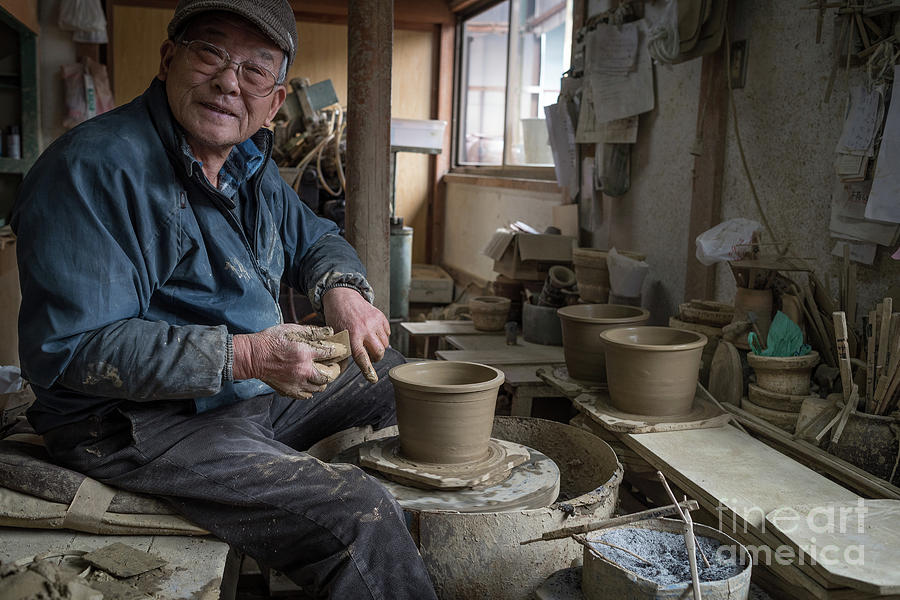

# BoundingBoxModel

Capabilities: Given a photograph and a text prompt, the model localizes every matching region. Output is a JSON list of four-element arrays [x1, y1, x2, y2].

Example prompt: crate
[[409, 264, 454, 304]]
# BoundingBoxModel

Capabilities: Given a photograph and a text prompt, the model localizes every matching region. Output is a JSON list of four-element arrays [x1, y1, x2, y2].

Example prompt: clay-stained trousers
[[42, 348, 438, 600]]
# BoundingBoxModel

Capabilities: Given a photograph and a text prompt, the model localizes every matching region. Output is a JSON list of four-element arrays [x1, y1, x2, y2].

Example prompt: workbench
[[434, 332, 567, 418], [399, 320, 485, 358]]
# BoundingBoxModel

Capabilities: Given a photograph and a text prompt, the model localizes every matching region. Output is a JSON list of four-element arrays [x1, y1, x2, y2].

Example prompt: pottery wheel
[[343, 437, 561, 513], [358, 437, 529, 490]]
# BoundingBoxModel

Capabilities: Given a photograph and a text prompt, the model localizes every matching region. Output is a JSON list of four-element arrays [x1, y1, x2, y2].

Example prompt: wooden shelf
[[0, 157, 32, 174]]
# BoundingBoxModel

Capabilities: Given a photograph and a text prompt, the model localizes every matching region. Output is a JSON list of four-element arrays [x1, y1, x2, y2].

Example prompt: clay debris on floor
[[0, 543, 169, 600]]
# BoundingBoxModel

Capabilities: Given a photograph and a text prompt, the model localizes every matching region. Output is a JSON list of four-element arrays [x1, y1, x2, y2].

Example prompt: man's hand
[[322, 287, 390, 382], [233, 323, 342, 399]]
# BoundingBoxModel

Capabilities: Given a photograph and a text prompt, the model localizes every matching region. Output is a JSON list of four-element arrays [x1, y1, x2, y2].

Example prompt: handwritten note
[[586, 20, 655, 124], [584, 23, 638, 75]]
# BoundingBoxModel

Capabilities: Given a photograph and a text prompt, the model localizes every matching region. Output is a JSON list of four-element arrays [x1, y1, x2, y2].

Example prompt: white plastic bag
[[695, 218, 762, 266], [607, 247, 649, 298], [59, 0, 108, 44]]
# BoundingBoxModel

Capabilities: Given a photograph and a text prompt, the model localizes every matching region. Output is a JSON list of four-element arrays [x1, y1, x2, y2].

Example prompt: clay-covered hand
[[321, 286, 390, 383], [233, 323, 343, 399]]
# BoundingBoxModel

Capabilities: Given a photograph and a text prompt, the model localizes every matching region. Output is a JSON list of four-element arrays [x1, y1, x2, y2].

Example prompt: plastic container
[[390, 118, 447, 152]]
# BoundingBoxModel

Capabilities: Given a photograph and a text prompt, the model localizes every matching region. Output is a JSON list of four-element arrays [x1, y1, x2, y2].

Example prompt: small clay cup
[[599, 327, 707, 416], [557, 304, 650, 383], [747, 351, 820, 395], [389, 361, 505, 464], [468, 296, 511, 331]]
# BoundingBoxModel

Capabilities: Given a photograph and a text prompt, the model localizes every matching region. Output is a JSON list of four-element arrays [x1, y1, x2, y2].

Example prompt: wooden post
[[428, 21, 454, 265], [683, 44, 728, 302], [346, 0, 393, 315]]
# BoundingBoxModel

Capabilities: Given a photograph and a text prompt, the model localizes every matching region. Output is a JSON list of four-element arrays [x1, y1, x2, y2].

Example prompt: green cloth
[[749, 311, 812, 357]]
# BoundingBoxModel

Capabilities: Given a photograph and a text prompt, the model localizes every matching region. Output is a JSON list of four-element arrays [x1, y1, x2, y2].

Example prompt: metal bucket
[[310, 416, 623, 600], [389, 222, 413, 320], [581, 518, 752, 600]]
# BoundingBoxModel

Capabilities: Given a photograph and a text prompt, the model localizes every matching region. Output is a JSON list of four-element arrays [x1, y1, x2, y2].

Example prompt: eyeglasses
[[179, 39, 282, 97]]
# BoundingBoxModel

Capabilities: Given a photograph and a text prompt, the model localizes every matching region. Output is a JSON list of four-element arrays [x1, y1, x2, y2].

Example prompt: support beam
[[683, 44, 728, 302], [428, 22, 454, 265], [346, 0, 392, 315]]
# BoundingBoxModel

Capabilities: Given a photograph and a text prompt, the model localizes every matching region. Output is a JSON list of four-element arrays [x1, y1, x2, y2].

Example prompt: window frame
[[451, 0, 570, 180]]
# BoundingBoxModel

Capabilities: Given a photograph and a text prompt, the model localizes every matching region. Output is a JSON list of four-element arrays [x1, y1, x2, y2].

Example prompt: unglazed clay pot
[[468, 296, 511, 331], [389, 361, 505, 464], [599, 326, 707, 416], [747, 351, 820, 395], [557, 304, 650, 383]]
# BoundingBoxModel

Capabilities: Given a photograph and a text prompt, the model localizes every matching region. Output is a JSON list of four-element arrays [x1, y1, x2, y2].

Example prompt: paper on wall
[[545, 101, 578, 200], [836, 85, 883, 156], [586, 20, 655, 124], [866, 65, 900, 223], [830, 180, 899, 246], [831, 239, 878, 265], [584, 23, 638, 75], [576, 79, 639, 143]]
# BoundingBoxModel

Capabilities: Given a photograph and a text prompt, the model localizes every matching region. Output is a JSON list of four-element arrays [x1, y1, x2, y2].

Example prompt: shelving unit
[[0, 2, 39, 225]]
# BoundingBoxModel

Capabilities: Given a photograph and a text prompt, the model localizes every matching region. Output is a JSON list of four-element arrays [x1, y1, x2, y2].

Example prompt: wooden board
[[708, 341, 743, 406], [435, 347, 565, 365], [766, 500, 900, 595], [444, 334, 547, 353], [622, 427, 858, 532], [573, 388, 731, 433], [400, 320, 483, 336]]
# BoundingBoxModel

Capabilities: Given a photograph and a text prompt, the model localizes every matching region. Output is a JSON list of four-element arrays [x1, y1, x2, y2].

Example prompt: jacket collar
[[143, 77, 274, 200]]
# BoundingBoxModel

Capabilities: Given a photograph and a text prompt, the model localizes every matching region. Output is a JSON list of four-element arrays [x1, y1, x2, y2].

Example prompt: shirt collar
[[178, 134, 266, 199]]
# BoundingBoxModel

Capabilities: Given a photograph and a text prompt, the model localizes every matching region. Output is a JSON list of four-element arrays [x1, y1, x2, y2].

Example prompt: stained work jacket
[[12, 78, 370, 433]]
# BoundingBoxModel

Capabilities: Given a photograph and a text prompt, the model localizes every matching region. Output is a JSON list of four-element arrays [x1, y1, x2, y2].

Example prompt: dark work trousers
[[42, 348, 438, 600]]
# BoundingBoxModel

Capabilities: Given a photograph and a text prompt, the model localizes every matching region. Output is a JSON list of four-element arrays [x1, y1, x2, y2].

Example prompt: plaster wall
[[442, 181, 562, 282], [37, 0, 77, 149], [715, 1, 900, 322]]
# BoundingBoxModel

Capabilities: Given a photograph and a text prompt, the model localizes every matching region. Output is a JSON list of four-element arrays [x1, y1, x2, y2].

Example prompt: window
[[457, 0, 573, 169]]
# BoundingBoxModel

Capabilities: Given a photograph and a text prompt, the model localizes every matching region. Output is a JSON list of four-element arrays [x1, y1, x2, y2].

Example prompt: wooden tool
[[833, 312, 853, 403], [657, 472, 708, 600], [876, 299, 893, 396], [867, 310, 877, 413], [520, 500, 700, 544]]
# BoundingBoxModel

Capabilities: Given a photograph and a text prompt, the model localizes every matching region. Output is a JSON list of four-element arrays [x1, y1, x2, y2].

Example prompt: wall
[[110, 9, 435, 264], [442, 181, 563, 281], [713, 1, 900, 319], [37, 0, 77, 148]]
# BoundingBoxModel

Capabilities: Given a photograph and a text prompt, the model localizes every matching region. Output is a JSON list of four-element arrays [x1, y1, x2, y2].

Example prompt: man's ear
[[158, 40, 177, 81], [264, 85, 288, 127]]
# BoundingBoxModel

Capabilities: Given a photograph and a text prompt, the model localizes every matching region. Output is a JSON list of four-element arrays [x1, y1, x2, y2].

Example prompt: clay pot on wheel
[[599, 327, 707, 416], [468, 296, 511, 331], [389, 361, 505, 464], [747, 351, 820, 395], [557, 304, 650, 383]]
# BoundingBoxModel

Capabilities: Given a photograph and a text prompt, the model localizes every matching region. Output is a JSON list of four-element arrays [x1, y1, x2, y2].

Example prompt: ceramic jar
[[557, 304, 650, 383]]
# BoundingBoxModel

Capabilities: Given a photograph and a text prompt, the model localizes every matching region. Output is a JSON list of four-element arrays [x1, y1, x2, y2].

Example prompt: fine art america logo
[[713, 498, 868, 567]]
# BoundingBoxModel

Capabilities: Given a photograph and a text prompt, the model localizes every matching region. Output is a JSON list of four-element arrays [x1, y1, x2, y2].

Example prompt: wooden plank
[[721, 402, 900, 501], [428, 22, 454, 264], [0, 0, 38, 34], [684, 42, 728, 302], [0, 238, 20, 366], [400, 320, 483, 336], [435, 348, 564, 365], [766, 500, 900, 595], [444, 334, 552, 353]]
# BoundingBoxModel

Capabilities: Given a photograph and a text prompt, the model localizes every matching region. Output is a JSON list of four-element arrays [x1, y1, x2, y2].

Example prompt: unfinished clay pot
[[599, 327, 707, 416], [741, 395, 800, 433], [468, 296, 511, 331], [557, 304, 650, 383], [389, 361, 505, 464], [747, 351, 820, 395]]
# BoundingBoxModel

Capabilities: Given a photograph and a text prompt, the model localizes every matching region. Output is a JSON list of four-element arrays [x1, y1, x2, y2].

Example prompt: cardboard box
[[483, 230, 576, 281], [409, 264, 454, 304]]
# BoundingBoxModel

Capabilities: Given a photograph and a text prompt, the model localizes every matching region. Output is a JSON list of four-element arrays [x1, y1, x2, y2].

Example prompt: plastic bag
[[59, 0, 108, 43], [607, 247, 649, 298], [61, 58, 114, 129], [695, 218, 761, 266], [749, 311, 812, 357]]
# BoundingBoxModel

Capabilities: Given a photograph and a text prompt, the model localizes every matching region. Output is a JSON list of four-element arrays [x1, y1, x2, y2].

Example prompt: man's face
[[158, 13, 287, 156]]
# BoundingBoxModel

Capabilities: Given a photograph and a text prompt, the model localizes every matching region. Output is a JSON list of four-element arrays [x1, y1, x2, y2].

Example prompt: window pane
[[458, 1, 510, 165], [507, 0, 572, 166]]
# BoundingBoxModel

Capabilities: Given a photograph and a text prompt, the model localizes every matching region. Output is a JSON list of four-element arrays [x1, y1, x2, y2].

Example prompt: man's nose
[[211, 62, 241, 95]]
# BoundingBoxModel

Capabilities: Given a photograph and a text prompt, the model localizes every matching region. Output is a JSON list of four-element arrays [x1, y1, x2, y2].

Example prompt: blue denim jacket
[[12, 78, 372, 433]]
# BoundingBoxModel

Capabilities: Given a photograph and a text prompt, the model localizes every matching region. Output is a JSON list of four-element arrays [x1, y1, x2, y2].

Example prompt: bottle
[[5, 126, 21, 159]]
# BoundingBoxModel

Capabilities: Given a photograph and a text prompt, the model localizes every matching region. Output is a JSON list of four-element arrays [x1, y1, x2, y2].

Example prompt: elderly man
[[11, 0, 437, 597]]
